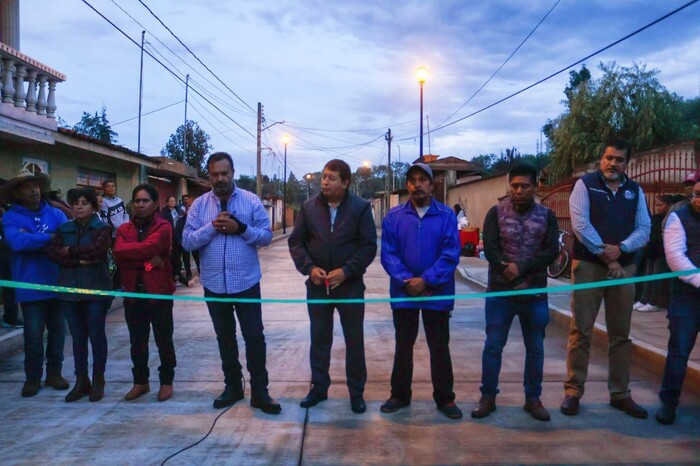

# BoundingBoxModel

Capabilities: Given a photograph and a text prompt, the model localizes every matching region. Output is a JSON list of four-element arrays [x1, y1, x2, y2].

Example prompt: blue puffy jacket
[[3, 201, 68, 303], [381, 198, 460, 311]]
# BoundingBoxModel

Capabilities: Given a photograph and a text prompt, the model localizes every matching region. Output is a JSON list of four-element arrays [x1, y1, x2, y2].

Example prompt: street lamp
[[362, 161, 371, 199], [304, 173, 313, 200], [416, 66, 427, 162], [282, 135, 289, 234]]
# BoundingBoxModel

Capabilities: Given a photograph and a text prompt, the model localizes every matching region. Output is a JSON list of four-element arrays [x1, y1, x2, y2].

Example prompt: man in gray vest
[[656, 179, 700, 424], [561, 138, 651, 418]]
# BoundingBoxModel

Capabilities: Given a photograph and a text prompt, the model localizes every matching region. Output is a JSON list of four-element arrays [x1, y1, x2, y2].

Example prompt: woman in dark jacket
[[47, 188, 112, 402], [114, 184, 176, 402]]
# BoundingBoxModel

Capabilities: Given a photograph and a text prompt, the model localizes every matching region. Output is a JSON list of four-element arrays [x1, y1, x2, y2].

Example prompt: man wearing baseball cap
[[380, 162, 463, 419]]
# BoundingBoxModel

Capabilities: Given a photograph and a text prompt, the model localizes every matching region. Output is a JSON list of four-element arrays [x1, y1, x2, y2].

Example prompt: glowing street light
[[304, 173, 313, 200], [416, 66, 427, 162]]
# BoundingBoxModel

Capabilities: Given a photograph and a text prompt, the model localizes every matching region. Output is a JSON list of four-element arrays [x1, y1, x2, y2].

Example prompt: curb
[[456, 266, 700, 393]]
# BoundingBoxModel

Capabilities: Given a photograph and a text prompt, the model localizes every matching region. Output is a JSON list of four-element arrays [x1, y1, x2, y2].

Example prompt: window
[[22, 158, 49, 175], [77, 168, 115, 190]]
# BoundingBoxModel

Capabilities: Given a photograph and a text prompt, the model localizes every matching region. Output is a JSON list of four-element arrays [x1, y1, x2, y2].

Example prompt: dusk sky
[[20, 0, 700, 179]]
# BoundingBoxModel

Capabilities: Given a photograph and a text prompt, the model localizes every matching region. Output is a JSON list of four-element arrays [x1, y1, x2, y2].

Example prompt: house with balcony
[[0, 0, 208, 206]]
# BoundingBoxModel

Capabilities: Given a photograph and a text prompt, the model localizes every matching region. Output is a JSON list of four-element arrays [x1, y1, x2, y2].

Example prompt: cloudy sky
[[20, 0, 700, 179]]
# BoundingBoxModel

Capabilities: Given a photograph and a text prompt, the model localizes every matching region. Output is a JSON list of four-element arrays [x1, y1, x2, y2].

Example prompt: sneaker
[[638, 303, 659, 312], [437, 401, 463, 419], [632, 301, 646, 311]]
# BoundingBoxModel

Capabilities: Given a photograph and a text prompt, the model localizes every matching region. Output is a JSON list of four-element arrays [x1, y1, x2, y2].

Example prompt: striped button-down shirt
[[182, 185, 272, 294]]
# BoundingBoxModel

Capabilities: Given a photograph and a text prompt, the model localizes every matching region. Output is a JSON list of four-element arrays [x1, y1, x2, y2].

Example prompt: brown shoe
[[21, 380, 41, 397], [560, 395, 579, 416], [157, 384, 173, 402], [89, 373, 105, 402], [524, 398, 551, 421], [45, 374, 70, 390], [125, 383, 150, 401], [65, 374, 92, 402], [610, 397, 648, 418], [471, 396, 496, 418]]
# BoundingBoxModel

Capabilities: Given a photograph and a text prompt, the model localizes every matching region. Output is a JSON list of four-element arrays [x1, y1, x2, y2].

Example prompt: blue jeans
[[59, 299, 110, 376], [480, 297, 549, 399], [659, 291, 700, 405], [21, 298, 65, 381], [204, 283, 269, 396]]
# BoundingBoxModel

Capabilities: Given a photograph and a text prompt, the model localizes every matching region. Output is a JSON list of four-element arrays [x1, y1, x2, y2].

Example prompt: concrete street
[[0, 237, 699, 465]]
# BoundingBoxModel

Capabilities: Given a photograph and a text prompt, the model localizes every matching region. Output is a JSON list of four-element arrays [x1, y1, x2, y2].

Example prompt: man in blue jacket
[[380, 162, 463, 419], [289, 159, 377, 414], [1, 169, 69, 397]]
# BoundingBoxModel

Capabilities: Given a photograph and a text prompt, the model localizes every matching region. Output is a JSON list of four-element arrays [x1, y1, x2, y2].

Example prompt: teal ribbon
[[1, 268, 698, 304]]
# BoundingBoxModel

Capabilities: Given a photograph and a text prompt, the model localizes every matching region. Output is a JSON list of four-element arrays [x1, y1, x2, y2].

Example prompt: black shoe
[[351, 397, 366, 414], [655, 402, 677, 425], [471, 395, 496, 419], [380, 397, 410, 413], [45, 374, 70, 390], [437, 401, 463, 420], [2, 319, 23, 328], [610, 397, 648, 418], [300, 390, 328, 408], [524, 398, 551, 421], [251, 392, 282, 414], [213, 386, 244, 409], [560, 395, 580, 416], [21, 380, 41, 397]]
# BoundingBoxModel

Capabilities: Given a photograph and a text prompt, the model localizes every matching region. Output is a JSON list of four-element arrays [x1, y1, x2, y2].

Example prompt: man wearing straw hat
[[1, 168, 69, 397]]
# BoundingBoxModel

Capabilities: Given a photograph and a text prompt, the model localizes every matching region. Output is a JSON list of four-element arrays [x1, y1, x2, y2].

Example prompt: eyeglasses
[[691, 191, 700, 199]]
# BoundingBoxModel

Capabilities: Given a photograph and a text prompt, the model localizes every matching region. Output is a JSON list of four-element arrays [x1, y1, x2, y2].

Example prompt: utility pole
[[137, 30, 145, 154], [256, 102, 262, 199], [183, 74, 189, 163], [385, 128, 393, 215]]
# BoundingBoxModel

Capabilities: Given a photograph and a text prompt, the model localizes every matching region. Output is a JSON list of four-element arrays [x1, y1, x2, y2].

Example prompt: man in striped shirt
[[183, 152, 280, 415]]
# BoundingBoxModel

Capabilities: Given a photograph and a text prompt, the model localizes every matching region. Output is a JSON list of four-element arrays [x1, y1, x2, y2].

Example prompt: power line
[[81, 0, 257, 141], [112, 99, 183, 126], [437, 0, 561, 128], [110, 0, 252, 117], [136, 0, 256, 115], [423, 0, 700, 137]]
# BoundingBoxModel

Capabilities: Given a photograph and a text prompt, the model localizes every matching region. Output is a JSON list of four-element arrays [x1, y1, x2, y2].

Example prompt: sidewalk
[[456, 256, 700, 389]]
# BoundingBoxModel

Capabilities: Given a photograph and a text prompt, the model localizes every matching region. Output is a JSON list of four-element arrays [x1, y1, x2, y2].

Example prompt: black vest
[[674, 206, 700, 297], [573, 171, 640, 266]]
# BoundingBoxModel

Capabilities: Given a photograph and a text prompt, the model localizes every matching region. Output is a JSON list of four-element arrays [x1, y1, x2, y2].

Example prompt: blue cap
[[407, 162, 433, 181]]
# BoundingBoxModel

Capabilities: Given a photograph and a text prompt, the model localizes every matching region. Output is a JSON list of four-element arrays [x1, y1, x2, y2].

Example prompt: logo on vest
[[624, 189, 635, 200]]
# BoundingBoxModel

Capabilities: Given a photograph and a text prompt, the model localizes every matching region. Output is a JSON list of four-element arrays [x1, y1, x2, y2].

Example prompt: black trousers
[[390, 308, 455, 405], [124, 299, 176, 385], [307, 281, 366, 398], [204, 283, 269, 395]]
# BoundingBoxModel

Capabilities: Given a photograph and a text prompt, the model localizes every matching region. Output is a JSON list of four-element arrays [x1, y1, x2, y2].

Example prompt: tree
[[545, 62, 694, 179], [73, 105, 118, 144], [161, 120, 212, 172]]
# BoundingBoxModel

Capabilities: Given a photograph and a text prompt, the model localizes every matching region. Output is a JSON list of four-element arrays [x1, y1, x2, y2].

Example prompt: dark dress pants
[[124, 299, 176, 385], [390, 308, 455, 405], [307, 281, 366, 398], [60, 299, 110, 375], [204, 283, 269, 396]]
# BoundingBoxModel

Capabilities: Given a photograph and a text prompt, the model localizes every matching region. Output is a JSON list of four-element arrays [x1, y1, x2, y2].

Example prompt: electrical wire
[[110, 0, 252, 117], [112, 100, 183, 126], [424, 0, 699, 137], [81, 0, 258, 141], [437, 0, 561, 128], [136, 0, 256, 115]]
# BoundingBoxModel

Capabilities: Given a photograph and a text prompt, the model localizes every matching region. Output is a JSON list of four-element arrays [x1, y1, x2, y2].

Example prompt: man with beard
[[182, 152, 280, 414], [561, 138, 651, 418], [380, 163, 463, 419]]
